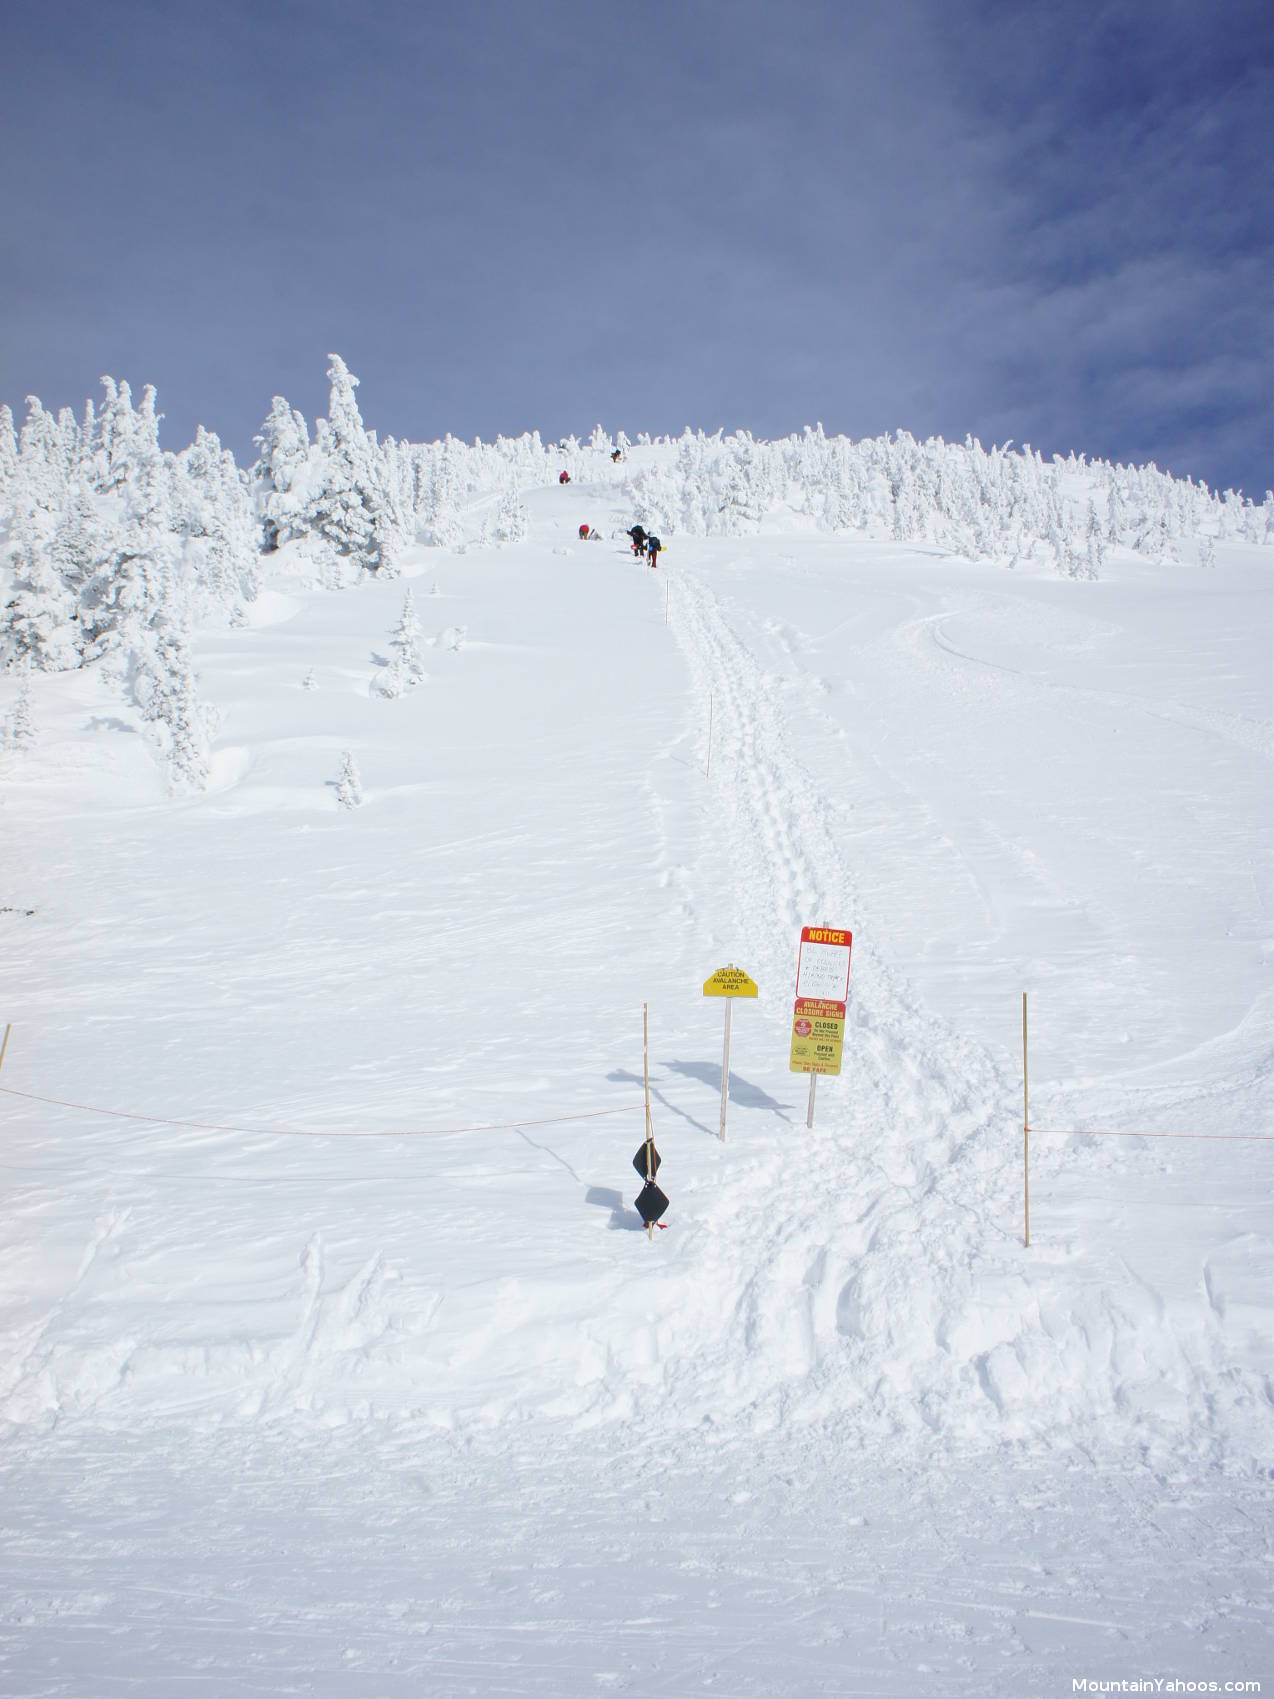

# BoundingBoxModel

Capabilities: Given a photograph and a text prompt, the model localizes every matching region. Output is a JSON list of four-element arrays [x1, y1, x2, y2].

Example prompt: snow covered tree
[[16, 396, 73, 520], [252, 395, 311, 552], [131, 609, 212, 790], [495, 479, 527, 543], [392, 588, 424, 682], [3, 503, 82, 670], [299, 356, 393, 574], [0, 404, 18, 513], [374, 589, 426, 698], [1085, 501, 1104, 579], [717, 444, 764, 533], [91, 377, 139, 494], [421, 438, 463, 547], [6, 658, 35, 749], [336, 750, 363, 808], [77, 457, 180, 669], [174, 425, 259, 615]]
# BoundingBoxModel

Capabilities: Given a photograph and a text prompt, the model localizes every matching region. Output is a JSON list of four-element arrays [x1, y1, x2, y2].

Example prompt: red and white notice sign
[[794, 926, 852, 1005]]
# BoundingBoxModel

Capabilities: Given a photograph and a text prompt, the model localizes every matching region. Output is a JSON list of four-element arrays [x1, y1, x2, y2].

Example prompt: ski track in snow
[[656, 559, 1269, 1463]]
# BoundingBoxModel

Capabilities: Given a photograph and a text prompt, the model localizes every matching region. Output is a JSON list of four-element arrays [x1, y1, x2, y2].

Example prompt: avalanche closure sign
[[790, 927, 852, 1079], [789, 998, 845, 1074]]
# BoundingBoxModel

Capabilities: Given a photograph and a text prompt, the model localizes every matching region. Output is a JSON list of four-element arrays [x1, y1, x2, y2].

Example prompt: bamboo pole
[[1022, 992, 1030, 1248], [643, 1002, 653, 1239], [807, 1072, 817, 1129], [0, 1023, 10, 1074]]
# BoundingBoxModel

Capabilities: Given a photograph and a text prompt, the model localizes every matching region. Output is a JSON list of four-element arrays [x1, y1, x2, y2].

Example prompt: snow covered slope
[[2, 445, 1271, 1693]]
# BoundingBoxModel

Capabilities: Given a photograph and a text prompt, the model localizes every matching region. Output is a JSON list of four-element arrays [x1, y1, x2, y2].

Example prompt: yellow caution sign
[[789, 997, 845, 1075], [702, 966, 759, 998]]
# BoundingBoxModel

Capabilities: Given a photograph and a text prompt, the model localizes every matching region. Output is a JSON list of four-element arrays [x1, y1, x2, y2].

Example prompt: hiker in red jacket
[[559, 470, 571, 485]]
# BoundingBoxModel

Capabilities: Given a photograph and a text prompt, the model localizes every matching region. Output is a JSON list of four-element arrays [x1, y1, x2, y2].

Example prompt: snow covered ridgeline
[[2, 353, 1271, 787], [626, 426, 1273, 574]]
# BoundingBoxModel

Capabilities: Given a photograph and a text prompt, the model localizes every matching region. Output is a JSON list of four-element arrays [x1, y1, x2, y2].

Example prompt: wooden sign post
[[702, 966, 759, 1140], [788, 926, 853, 1128]]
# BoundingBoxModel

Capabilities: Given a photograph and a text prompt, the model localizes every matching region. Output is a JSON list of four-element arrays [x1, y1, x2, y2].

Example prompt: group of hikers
[[572, 520, 662, 564], [560, 465, 661, 565], [626, 524, 662, 565]]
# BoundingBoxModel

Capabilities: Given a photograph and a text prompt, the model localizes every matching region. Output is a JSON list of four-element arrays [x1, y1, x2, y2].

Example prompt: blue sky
[[2, 0, 1271, 495]]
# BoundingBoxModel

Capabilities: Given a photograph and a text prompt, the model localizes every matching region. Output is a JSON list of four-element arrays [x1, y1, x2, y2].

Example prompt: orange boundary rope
[[0, 1082, 642, 1140]]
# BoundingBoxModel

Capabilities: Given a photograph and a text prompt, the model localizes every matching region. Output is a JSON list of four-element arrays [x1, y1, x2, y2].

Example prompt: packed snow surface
[[2, 449, 1272, 1694]]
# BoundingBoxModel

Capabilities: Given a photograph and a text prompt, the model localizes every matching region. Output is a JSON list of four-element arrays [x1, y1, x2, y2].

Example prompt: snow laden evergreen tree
[[252, 396, 311, 552], [3, 502, 82, 671], [335, 750, 363, 809], [298, 356, 396, 577], [421, 436, 463, 547], [375, 589, 425, 697], [717, 440, 764, 533], [92, 377, 141, 495], [78, 387, 179, 668], [130, 605, 212, 790], [495, 478, 527, 542], [1085, 502, 1105, 578], [0, 404, 18, 517], [377, 436, 420, 561], [6, 658, 35, 749], [173, 425, 259, 617], [3, 397, 84, 670], [16, 396, 73, 523]]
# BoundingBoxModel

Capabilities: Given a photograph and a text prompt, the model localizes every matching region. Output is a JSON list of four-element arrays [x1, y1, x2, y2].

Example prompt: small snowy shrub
[[336, 750, 363, 809]]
